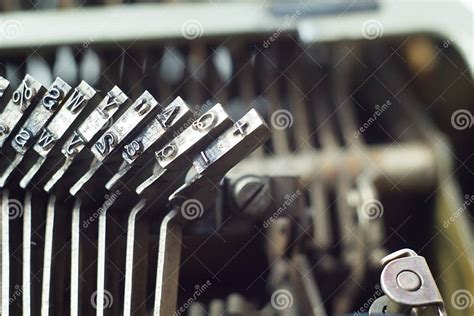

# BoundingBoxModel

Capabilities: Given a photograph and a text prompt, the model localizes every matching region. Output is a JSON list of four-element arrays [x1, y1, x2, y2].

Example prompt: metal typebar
[[44, 86, 130, 193], [153, 109, 270, 315], [0, 75, 45, 149], [20, 81, 100, 189], [136, 102, 233, 199], [0, 78, 71, 187], [70, 91, 161, 197], [105, 96, 193, 191]]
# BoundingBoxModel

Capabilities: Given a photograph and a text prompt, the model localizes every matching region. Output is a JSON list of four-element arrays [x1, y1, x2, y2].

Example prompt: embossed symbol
[[13, 80, 34, 111], [192, 112, 216, 131], [156, 143, 177, 161], [95, 132, 116, 156], [123, 140, 142, 161]]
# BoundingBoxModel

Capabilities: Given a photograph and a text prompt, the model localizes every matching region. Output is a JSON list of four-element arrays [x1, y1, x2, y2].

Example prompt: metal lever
[[19, 80, 100, 189], [105, 96, 193, 192], [121, 102, 232, 315], [369, 249, 447, 316], [70, 90, 161, 197], [153, 109, 270, 315], [44, 86, 130, 194]]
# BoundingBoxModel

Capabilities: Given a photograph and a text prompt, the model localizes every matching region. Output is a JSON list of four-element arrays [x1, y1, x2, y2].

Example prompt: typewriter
[[0, 1, 472, 315]]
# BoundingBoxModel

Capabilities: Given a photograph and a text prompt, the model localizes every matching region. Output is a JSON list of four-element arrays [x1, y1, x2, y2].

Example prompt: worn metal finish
[[20, 81, 99, 189], [91, 91, 160, 161], [105, 96, 193, 191], [136, 103, 233, 199], [70, 91, 160, 196], [377, 249, 447, 315], [44, 86, 129, 193], [0, 75, 45, 148], [0, 78, 72, 188]]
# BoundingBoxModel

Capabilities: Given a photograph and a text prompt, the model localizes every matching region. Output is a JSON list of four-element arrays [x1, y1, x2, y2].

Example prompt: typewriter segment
[[0, 1, 472, 316]]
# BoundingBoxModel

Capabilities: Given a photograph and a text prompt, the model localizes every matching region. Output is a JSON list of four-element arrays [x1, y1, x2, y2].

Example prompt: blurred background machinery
[[0, 1, 473, 315]]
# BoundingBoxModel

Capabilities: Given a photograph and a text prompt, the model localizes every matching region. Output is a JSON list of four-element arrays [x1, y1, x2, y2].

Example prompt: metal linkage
[[0, 75, 45, 149], [122, 102, 233, 315], [0, 78, 72, 187], [153, 109, 270, 315], [70, 91, 161, 197], [44, 86, 130, 194], [369, 249, 447, 316], [105, 96, 193, 192], [20, 80, 100, 189], [136, 102, 233, 200]]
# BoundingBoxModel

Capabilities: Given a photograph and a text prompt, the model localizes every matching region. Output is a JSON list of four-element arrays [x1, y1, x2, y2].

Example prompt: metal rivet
[[397, 270, 421, 292]]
